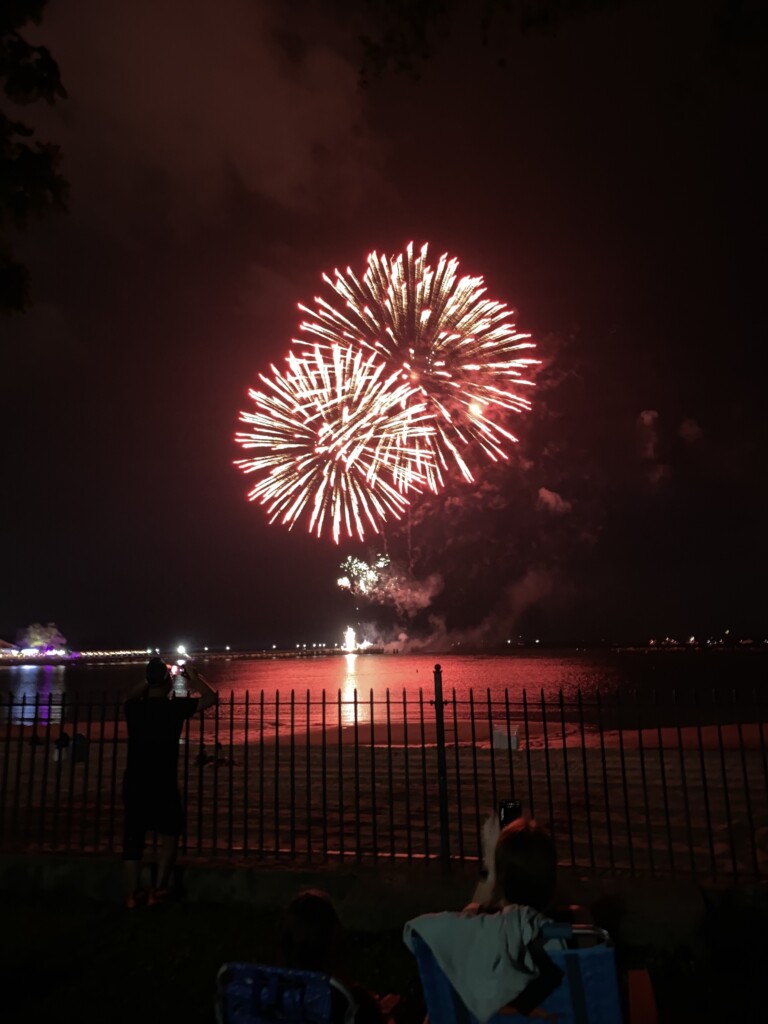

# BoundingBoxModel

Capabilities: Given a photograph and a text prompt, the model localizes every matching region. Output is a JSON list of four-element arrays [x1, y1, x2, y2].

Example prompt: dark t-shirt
[[124, 696, 198, 785]]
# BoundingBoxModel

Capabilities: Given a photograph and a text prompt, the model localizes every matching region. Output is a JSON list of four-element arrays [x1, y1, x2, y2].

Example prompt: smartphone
[[499, 799, 522, 828]]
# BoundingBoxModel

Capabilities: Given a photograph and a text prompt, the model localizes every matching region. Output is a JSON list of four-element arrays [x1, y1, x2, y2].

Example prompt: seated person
[[468, 815, 558, 915], [469, 815, 591, 927], [406, 823, 623, 1023], [404, 818, 566, 1020], [279, 889, 386, 1024]]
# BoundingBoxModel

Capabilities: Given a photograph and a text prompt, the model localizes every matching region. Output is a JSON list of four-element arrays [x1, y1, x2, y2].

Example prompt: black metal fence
[[1, 665, 766, 881]]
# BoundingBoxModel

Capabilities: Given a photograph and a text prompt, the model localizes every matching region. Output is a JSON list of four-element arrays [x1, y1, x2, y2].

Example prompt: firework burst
[[337, 554, 390, 596], [296, 242, 537, 481], [235, 344, 435, 543]]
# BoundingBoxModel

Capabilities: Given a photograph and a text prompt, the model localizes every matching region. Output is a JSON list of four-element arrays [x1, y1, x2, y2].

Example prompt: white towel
[[403, 905, 550, 1022]]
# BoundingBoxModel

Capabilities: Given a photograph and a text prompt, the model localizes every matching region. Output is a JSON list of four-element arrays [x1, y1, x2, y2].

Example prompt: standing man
[[123, 656, 217, 906]]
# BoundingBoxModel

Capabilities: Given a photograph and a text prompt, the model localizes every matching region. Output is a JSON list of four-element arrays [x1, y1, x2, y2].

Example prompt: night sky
[[2, 0, 766, 650]]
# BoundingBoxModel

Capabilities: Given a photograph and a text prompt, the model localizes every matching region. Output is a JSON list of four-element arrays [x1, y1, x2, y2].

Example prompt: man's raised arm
[[184, 663, 218, 712], [125, 679, 149, 702]]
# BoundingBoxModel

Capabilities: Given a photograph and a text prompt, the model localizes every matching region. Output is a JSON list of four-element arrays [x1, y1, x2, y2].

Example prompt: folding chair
[[215, 962, 357, 1024], [410, 922, 624, 1023]]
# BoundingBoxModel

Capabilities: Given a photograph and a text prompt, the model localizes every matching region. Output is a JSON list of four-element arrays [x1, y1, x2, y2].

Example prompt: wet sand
[[2, 716, 766, 882]]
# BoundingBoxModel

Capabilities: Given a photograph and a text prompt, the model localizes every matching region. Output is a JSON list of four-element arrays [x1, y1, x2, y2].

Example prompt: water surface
[[2, 648, 764, 707]]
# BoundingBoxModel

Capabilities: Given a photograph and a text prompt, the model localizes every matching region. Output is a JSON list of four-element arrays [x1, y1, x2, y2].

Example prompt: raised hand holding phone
[[499, 799, 522, 828], [481, 813, 501, 878]]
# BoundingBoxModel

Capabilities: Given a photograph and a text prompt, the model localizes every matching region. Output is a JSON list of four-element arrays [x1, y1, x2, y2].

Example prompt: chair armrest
[[542, 922, 614, 946]]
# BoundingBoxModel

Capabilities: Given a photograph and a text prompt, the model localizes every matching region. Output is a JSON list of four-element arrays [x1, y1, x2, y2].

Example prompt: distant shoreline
[[1, 643, 767, 669]]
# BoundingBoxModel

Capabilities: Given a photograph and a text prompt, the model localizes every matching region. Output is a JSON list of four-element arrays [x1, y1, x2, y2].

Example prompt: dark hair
[[494, 819, 557, 912], [145, 658, 170, 686], [279, 889, 341, 972]]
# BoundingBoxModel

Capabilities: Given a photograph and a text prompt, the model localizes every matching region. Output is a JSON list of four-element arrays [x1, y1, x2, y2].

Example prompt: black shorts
[[122, 777, 184, 860]]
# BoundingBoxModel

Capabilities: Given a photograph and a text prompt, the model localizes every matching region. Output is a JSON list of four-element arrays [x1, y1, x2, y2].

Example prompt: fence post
[[433, 664, 451, 871]]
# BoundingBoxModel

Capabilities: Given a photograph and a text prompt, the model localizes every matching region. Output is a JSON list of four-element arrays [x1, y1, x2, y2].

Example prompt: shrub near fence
[[1, 665, 766, 881]]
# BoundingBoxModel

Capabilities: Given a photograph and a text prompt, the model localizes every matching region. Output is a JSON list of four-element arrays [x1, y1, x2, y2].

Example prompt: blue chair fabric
[[410, 923, 623, 1023], [216, 962, 355, 1024]]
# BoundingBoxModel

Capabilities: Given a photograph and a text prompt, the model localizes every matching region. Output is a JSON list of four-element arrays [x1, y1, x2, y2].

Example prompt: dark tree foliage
[[1, 0, 67, 314], [358, 0, 768, 80], [358, 0, 628, 80]]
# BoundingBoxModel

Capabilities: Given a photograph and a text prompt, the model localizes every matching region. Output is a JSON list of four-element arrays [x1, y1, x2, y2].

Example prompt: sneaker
[[148, 887, 172, 907], [126, 889, 148, 909]]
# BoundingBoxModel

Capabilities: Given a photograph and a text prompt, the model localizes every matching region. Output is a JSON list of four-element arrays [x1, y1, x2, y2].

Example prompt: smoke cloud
[[31, 0, 382, 230], [637, 409, 659, 460], [387, 568, 559, 652], [537, 487, 572, 514], [679, 418, 703, 443], [381, 572, 444, 617]]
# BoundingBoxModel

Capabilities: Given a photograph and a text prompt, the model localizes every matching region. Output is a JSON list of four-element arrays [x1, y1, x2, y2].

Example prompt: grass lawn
[[3, 885, 767, 1023], [0, 890, 425, 1024]]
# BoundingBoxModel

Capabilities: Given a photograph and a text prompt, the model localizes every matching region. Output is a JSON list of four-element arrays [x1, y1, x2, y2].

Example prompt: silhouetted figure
[[195, 741, 237, 769], [194, 744, 212, 768], [279, 890, 386, 1024], [213, 741, 238, 766], [122, 658, 217, 907], [54, 730, 71, 761]]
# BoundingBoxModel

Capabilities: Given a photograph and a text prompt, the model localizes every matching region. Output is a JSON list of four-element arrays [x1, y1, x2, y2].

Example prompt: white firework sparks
[[296, 242, 537, 481], [234, 344, 435, 543]]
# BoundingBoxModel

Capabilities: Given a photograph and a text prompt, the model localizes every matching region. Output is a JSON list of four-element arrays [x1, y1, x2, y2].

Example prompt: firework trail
[[296, 243, 537, 482], [235, 344, 435, 543]]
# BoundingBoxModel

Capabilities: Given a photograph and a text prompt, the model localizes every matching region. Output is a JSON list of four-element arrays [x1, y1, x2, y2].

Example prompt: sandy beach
[[2, 710, 766, 882]]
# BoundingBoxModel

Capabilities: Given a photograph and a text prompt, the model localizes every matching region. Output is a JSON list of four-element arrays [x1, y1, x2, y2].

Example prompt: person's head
[[279, 889, 341, 973], [494, 819, 557, 912], [145, 657, 171, 693]]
